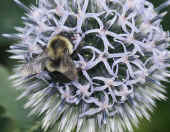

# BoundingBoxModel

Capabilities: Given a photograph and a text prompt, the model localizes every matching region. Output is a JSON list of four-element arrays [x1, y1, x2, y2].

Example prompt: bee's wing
[[57, 54, 78, 81], [21, 53, 48, 77]]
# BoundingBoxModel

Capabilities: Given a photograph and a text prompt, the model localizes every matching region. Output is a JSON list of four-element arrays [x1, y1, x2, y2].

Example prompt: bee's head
[[47, 35, 73, 58]]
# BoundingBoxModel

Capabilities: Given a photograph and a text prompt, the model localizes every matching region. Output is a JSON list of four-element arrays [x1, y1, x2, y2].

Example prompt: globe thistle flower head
[[6, 0, 170, 131]]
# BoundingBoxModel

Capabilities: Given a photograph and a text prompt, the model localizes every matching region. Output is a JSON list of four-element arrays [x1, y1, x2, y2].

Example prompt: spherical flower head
[[6, 0, 170, 132]]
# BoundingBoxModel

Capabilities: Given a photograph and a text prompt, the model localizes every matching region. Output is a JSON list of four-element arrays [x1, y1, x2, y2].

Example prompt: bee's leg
[[23, 73, 37, 80], [23, 71, 52, 84], [24, 52, 32, 62], [35, 71, 52, 84], [46, 82, 59, 96]]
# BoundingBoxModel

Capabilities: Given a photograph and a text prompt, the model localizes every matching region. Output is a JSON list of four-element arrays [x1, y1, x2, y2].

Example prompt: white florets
[[7, 0, 170, 132]]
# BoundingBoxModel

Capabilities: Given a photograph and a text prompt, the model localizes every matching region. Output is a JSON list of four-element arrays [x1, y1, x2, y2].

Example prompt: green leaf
[[0, 116, 20, 132], [0, 105, 6, 116], [0, 66, 34, 131], [134, 101, 170, 132]]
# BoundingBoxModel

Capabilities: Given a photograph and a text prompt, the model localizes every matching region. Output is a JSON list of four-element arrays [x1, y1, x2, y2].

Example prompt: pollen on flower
[[7, 0, 170, 132]]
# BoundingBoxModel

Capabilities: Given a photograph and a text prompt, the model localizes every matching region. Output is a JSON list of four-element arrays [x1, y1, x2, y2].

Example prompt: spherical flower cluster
[[6, 0, 170, 132]]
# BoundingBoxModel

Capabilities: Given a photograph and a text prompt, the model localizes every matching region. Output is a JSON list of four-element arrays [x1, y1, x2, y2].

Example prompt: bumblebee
[[21, 35, 78, 83]]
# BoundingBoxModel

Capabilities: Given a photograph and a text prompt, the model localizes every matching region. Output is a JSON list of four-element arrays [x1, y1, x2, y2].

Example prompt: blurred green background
[[0, 0, 170, 132]]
